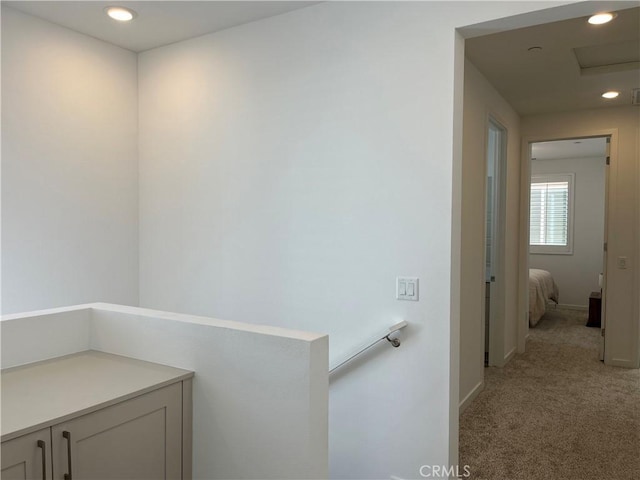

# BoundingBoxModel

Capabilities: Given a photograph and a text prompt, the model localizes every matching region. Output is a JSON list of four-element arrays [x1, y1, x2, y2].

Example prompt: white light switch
[[397, 277, 419, 301], [617, 256, 628, 269]]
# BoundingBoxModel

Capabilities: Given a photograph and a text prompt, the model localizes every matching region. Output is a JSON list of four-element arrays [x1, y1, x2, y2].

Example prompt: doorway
[[525, 136, 610, 358], [455, 1, 639, 473]]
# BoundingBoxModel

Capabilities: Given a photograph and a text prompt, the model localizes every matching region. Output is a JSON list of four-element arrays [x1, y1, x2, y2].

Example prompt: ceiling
[[531, 137, 608, 161], [465, 5, 640, 115], [3, 1, 321, 52], [4, 1, 639, 112]]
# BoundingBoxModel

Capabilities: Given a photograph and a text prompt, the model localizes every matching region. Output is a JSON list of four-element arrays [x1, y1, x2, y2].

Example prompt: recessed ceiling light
[[602, 91, 620, 99], [105, 6, 136, 22], [588, 13, 615, 25]]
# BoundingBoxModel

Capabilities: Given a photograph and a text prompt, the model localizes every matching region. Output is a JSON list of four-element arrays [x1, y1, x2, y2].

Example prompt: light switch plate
[[397, 277, 419, 301]]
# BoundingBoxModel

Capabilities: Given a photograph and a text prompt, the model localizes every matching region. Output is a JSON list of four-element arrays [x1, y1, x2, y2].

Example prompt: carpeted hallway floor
[[459, 307, 640, 480]]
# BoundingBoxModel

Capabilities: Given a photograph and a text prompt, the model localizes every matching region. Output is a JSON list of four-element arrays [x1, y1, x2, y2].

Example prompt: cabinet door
[[52, 382, 182, 480], [1, 428, 52, 480]]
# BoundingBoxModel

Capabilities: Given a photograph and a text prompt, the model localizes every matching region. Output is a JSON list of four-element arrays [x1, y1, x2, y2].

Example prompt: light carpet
[[459, 307, 640, 480]]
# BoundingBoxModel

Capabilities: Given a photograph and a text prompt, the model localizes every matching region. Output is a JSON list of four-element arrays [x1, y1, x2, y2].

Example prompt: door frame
[[518, 129, 616, 355]]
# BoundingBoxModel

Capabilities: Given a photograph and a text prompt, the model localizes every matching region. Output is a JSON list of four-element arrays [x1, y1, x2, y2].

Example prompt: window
[[530, 173, 574, 254]]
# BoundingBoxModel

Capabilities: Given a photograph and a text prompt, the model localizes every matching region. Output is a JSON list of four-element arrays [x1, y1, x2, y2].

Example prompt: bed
[[529, 269, 559, 326]]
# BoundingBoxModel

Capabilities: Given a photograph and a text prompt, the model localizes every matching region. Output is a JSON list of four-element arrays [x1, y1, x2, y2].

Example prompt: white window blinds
[[530, 174, 574, 254]]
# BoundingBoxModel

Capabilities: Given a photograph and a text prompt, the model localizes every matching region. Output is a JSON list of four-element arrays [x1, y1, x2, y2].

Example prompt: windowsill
[[529, 248, 573, 255]]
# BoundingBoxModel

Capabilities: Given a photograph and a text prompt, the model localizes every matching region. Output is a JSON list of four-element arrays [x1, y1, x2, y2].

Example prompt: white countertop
[[1, 350, 193, 441]]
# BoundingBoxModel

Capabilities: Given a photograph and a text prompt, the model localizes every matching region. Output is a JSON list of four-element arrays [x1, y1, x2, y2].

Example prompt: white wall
[[522, 107, 639, 368], [459, 60, 522, 409], [1, 7, 139, 314], [0, 305, 91, 367], [137, 2, 568, 477], [1, 304, 329, 479], [529, 156, 606, 307], [137, 6, 445, 476]]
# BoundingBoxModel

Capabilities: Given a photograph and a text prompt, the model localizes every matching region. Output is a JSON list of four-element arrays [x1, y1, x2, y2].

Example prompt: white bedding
[[529, 269, 559, 326]]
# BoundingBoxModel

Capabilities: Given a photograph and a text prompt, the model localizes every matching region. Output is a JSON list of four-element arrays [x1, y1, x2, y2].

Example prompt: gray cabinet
[[1, 351, 193, 480], [1, 429, 51, 480], [51, 383, 183, 480]]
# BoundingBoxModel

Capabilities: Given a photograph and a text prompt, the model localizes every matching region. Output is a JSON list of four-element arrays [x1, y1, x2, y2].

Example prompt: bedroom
[[528, 136, 608, 337]]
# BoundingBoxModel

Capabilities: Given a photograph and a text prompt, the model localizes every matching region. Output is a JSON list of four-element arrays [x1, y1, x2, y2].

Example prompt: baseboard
[[556, 303, 588, 311], [608, 358, 638, 369], [459, 380, 484, 414], [503, 346, 517, 364]]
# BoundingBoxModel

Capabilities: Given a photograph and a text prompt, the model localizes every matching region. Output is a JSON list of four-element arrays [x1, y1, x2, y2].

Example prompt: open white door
[[599, 136, 611, 361], [485, 117, 507, 367]]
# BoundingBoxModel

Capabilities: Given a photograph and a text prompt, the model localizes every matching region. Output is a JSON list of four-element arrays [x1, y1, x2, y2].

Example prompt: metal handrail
[[329, 321, 408, 374]]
